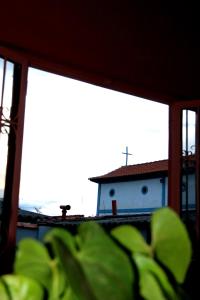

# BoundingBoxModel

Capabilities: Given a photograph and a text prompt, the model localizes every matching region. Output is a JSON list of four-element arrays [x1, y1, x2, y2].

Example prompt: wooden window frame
[[0, 47, 28, 274]]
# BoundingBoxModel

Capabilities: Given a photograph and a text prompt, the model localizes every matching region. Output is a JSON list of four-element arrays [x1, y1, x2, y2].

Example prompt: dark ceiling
[[1, 0, 200, 104]]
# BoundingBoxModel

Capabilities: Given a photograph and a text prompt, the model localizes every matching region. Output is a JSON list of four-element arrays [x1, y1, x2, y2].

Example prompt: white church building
[[89, 159, 195, 216]]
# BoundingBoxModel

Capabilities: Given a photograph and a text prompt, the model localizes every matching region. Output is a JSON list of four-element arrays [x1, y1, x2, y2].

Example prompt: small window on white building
[[109, 189, 115, 197], [141, 186, 148, 195]]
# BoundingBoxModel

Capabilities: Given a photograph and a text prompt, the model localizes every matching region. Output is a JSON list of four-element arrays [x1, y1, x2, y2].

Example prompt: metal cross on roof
[[122, 146, 132, 166]]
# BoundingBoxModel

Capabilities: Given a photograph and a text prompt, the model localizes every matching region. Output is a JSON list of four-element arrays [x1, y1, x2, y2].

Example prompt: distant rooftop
[[0, 199, 47, 223], [0, 199, 85, 224]]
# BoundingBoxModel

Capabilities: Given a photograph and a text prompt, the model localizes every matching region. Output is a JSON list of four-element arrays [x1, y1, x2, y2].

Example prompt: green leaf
[[61, 287, 80, 300], [14, 238, 66, 299], [111, 225, 151, 256], [1, 274, 43, 300], [46, 222, 134, 300], [139, 271, 166, 300], [45, 227, 77, 255], [0, 279, 9, 300], [45, 227, 97, 300], [134, 254, 178, 300], [14, 238, 51, 289], [151, 207, 192, 283], [77, 222, 134, 300]]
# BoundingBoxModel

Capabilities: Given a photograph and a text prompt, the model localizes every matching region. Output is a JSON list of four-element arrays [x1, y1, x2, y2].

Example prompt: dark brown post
[[168, 104, 182, 215], [195, 108, 200, 240], [0, 61, 28, 274]]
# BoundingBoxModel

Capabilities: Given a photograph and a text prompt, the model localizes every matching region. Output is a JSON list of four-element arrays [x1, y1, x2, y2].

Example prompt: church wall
[[97, 177, 167, 216]]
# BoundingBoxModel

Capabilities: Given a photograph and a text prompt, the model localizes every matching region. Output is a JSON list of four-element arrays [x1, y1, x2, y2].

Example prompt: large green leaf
[[151, 207, 192, 283], [2, 274, 43, 300], [111, 225, 151, 256], [139, 271, 166, 300], [14, 238, 51, 288], [134, 254, 178, 300], [61, 287, 80, 300], [14, 238, 66, 299], [45, 222, 134, 300], [77, 222, 134, 300], [0, 279, 9, 300], [45, 227, 77, 255], [45, 227, 97, 300]]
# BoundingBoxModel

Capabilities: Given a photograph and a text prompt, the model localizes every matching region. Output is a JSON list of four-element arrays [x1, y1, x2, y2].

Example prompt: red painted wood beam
[[196, 108, 200, 241], [168, 104, 182, 215], [0, 51, 28, 274]]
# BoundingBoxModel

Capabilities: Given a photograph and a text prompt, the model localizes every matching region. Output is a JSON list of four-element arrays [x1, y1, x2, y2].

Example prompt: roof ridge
[[121, 158, 168, 168]]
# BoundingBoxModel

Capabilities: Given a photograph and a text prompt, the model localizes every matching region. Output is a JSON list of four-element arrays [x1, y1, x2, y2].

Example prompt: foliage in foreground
[[0, 207, 192, 299]]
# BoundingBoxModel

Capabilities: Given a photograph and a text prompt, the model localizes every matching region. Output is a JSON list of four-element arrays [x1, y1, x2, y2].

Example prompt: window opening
[[182, 109, 196, 220], [19, 67, 168, 217]]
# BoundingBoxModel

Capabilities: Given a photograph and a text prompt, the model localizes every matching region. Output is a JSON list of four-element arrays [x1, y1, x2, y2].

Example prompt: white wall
[[97, 177, 167, 216]]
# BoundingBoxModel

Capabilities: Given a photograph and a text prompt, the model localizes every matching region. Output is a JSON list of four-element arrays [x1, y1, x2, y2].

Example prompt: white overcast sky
[[18, 68, 169, 216]]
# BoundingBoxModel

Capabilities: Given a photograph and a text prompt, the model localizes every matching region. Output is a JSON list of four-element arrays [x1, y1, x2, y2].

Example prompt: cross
[[122, 146, 132, 166]]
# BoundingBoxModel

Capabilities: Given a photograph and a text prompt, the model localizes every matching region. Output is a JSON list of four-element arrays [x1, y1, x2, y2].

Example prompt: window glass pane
[[182, 109, 196, 219]]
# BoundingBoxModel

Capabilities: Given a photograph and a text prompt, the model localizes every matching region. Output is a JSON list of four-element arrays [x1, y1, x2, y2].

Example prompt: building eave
[[90, 170, 168, 184]]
